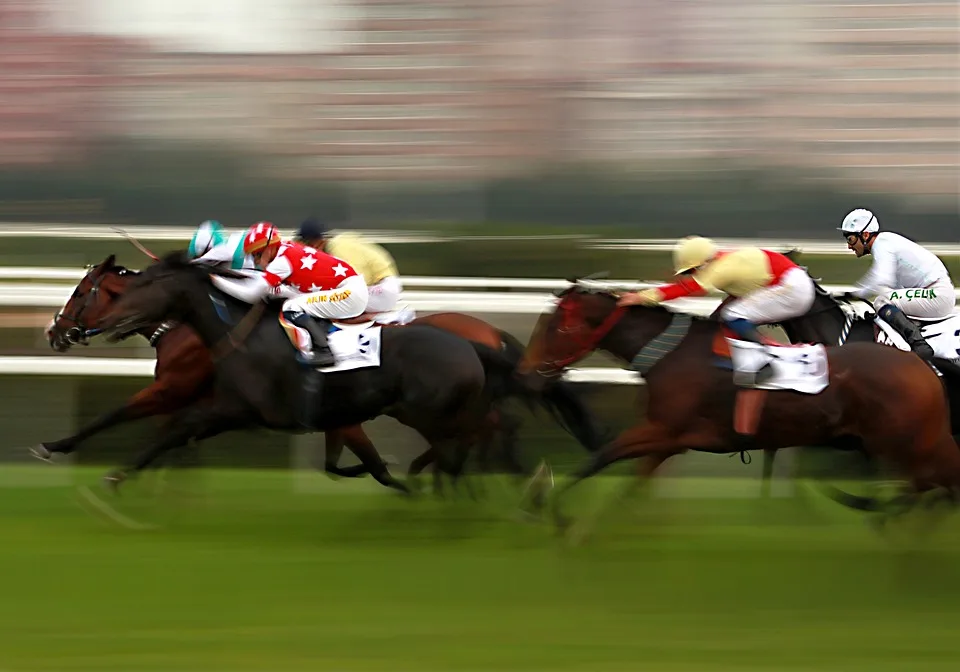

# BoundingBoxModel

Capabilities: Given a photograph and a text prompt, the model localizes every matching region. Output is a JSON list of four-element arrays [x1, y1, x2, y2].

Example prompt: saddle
[[712, 327, 791, 441]]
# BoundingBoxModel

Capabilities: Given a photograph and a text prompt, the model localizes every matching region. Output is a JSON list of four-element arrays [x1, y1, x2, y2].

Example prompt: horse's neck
[[599, 307, 679, 363], [187, 287, 280, 349]]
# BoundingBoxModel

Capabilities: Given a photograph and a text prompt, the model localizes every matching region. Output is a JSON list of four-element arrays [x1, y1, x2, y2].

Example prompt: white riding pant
[[721, 267, 816, 325], [366, 276, 402, 313], [872, 278, 956, 319], [281, 275, 368, 321]]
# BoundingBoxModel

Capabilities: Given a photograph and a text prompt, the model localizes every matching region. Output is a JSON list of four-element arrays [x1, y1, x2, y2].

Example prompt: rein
[[208, 297, 267, 362]]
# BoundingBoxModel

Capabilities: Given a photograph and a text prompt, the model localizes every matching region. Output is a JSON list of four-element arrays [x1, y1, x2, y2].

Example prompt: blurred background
[[0, 2, 959, 670]]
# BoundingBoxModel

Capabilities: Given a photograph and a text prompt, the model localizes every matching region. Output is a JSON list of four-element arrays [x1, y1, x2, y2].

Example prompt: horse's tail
[[494, 330, 613, 453], [468, 339, 539, 413]]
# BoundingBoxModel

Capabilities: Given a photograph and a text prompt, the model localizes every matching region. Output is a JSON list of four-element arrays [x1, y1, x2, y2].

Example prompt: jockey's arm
[[209, 273, 272, 304], [851, 243, 897, 300], [209, 252, 294, 303], [193, 242, 236, 267], [652, 276, 709, 302]]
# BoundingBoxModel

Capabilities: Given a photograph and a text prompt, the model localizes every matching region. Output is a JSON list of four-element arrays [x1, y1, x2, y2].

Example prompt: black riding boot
[[877, 304, 934, 359], [284, 311, 336, 367]]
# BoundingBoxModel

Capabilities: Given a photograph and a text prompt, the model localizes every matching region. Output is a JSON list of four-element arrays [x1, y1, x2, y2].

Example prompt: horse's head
[[46, 255, 138, 352], [98, 251, 202, 340], [100, 251, 252, 342], [518, 277, 629, 387]]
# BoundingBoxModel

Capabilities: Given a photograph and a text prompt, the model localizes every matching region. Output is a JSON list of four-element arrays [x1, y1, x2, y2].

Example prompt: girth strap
[[630, 313, 693, 376]]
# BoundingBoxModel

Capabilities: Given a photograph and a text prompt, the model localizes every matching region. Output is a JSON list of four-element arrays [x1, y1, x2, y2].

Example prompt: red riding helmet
[[243, 222, 282, 255]]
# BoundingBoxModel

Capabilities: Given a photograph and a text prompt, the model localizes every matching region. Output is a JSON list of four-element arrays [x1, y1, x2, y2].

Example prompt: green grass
[[1, 467, 959, 671]]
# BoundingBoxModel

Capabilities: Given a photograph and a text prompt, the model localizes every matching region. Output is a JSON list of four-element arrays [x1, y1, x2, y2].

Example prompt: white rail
[[0, 224, 956, 255], [0, 284, 720, 316], [2, 282, 958, 315], [0, 356, 640, 385]]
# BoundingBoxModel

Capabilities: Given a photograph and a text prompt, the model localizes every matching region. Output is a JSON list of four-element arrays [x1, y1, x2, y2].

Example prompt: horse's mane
[[157, 250, 250, 280]]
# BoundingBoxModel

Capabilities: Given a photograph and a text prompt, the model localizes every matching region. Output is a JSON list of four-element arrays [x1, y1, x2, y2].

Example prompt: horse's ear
[[100, 254, 116, 271], [783, 248, 802, 262]]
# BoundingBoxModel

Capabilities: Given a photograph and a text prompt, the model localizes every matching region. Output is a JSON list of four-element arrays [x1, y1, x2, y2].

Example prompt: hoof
[[29, 445, 53, 463], [103, 471, 128, 494]]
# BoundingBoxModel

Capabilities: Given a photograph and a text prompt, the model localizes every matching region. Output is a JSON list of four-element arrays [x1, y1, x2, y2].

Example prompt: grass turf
[[1, 466, 959, 671]]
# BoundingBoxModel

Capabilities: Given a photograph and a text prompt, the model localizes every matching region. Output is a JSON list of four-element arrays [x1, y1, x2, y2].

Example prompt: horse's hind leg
[[331, 427, 409, 495], [324, 426, 382, 479], [760, 448, 775, 498]]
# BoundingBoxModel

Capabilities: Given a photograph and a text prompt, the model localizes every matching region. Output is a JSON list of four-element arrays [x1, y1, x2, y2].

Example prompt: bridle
[[53, 267, 111, 346], [534, 289, 626, 375]]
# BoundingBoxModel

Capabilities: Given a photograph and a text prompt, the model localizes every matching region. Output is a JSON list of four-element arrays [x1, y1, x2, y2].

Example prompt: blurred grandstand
[[0, 0, 956, 199]]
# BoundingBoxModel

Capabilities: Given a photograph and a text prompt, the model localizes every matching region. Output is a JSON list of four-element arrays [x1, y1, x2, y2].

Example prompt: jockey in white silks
[[839, 208, 956, 359], [295, 218, 413, 324]]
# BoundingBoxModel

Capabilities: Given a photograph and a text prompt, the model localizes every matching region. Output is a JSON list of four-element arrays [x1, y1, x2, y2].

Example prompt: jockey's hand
[[618, 289, 661, 307]]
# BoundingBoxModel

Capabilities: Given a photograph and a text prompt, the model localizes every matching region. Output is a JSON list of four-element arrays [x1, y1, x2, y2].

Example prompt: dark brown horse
[[37, 256, 608, 488], [519, 280, 960, 532]]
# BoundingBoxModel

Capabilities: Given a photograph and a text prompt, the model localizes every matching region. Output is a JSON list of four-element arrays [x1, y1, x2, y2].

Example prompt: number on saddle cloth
[[727, 340, 829, 394]]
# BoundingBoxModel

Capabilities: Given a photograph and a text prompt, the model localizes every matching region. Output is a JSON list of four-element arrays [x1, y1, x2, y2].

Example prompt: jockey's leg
[[873, 285, 953, 359], [366, 276, 402, 314], [281, 276, 369, 367], [282, 310, 335, 367], [721, 267, 816, 385], [875, 303, 934, 359]]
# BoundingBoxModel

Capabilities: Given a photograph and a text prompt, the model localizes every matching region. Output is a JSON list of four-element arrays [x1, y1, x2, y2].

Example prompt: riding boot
[[877, 304, 934, 359], [284, 311, 336, 367], [725, 318, 775, 386]]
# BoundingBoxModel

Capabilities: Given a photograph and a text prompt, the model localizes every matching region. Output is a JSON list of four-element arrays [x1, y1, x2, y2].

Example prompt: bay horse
[[38, 255, 608, 489], [518, 280, 960, 532]]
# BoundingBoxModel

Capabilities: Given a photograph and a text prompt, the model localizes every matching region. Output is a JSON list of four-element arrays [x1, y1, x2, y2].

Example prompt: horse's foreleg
[[36, 382, 193, 459], [106, 401, 243, 491], [553, 422, 685, 532]]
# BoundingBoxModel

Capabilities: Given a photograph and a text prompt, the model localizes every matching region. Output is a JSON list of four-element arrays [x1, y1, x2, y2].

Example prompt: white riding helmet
[[673, 236, 718, 275], [838, 209, 879, 236]]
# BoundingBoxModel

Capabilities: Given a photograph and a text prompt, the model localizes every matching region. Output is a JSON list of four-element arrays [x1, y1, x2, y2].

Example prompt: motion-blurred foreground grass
[[2, 467, 960, 671]]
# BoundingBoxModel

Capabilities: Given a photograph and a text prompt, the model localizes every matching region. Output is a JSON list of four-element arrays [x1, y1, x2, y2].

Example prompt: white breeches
[[721, 267, 816, 324], [366, 276, 402, 313], [872, 278, 956, 319], [282, 275, 368, 320]]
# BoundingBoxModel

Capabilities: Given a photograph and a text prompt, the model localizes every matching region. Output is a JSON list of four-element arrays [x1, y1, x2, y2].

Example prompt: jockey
[[189, 220, 258, 271], [187, 220, 227, 259], [208, 222, 368, 367], [839, 208, 955, 359], [295, 218, 403, 318], [618, 236, 816, 384]]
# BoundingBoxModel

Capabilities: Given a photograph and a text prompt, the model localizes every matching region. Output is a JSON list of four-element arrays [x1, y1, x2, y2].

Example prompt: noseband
[[53, 269, 108, 346]]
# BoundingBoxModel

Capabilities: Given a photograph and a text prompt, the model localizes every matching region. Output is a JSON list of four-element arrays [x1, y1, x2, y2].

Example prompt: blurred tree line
[[0, 138, 956, 240]]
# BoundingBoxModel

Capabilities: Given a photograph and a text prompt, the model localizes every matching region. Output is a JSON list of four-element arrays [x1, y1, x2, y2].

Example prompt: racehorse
[[38, 255, 608, 490], [91, 253, 597, 492], [778, 278, 960, 434], [518, 280, 960, 532]]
